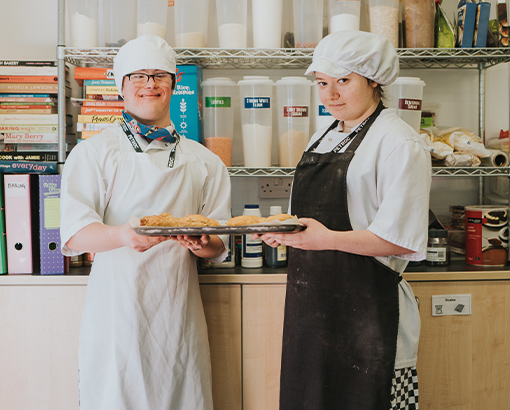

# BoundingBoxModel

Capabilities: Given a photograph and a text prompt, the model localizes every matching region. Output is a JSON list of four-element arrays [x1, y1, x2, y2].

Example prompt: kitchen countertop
[[2, 260, 510, 285]]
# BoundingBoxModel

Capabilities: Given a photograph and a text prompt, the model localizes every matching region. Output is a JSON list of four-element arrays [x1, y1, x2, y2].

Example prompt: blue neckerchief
[[122, 111, 176, 143]]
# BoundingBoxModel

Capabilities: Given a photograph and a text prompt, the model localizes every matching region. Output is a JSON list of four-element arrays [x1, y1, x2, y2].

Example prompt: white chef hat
[[305, 31, 399, 86], [113, 35, 177, 97]]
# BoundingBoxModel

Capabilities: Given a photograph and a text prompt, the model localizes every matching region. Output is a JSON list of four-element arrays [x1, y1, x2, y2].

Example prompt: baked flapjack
[[263, 213, 295, 222], [226, 215, 263, 226], [179, 214, 221, 227], [140, 212, 181, 227]]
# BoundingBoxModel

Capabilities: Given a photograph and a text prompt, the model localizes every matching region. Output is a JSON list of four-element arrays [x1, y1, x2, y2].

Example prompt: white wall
[[1, 0, 508, 217]]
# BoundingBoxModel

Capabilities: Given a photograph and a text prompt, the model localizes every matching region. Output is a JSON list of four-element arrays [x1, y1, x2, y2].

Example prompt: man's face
[[122, 69, 174, 126]]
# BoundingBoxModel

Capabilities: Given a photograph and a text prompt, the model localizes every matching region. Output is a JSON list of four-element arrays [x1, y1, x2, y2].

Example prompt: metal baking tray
[[134, 224, 305, 236]]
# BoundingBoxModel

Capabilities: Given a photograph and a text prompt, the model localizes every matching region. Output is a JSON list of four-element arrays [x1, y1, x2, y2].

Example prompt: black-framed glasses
[[126, 72, 174, 87]]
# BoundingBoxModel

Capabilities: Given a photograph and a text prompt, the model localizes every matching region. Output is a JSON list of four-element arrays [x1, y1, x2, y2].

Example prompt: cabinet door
[[200, 284, 242, 410], [0, 284, 87, 410], [242, 284, 287, 410], [411, 281, 510, 410]]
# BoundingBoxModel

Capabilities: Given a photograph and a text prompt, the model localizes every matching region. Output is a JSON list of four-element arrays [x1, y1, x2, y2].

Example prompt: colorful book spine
[[0, 125, 57, 133], [83, 100, 124, 107], [0, 97, 56, 102], [0, 61, 57, 67], [77, 114, 123, 124], [2, 133, 59, 144], [0, 108, 57, 114], [39, 174, 66, 275], [0, 94, 51, 98], [16, 144, 58, 152], [0, 76, 58, 83], [81, 130, 103, 139], [0, 101, 55, 106], [0, 114, 58, 124], [0, 104, 55, 109], [85, 94, 123, 101], [84, 86, 120, 95], [0, 176, 7, 274], [0, 152, 58, 162], [0, 83, 59, 93], [76, 123, 114, 132], [4, 174, 40, 274], [83, 79, 116, 86], [0, 161, 57, 174], [80, 107, 123, 115]]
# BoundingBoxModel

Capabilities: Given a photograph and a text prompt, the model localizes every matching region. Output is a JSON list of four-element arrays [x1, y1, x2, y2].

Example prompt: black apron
[[280, 103, 401, 410]]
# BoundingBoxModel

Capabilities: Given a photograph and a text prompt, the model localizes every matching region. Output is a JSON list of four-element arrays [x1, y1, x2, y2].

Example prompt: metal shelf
[[63, 47, 510, 70], [227, 166, 510, 177]]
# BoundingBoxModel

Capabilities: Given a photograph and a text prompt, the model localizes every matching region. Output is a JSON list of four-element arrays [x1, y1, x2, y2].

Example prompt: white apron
[[77, 136, 218, 410]]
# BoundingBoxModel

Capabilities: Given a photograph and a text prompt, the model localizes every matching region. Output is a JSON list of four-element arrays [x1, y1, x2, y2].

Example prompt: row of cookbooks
[[0, 173, 68, 275], [0, 60, 70, 173], [73, 66, 124, 141]]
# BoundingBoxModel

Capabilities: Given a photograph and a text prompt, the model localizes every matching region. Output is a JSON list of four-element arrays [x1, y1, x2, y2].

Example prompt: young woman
[[258, 31, 431, 410]]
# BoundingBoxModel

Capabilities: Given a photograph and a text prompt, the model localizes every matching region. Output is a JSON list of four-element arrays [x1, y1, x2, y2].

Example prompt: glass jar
[[404, 0, 435, 48], [426, 229, 450, 266]]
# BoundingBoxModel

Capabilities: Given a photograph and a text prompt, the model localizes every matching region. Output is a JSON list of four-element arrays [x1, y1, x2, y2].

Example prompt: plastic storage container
[[426, 230, 450, 266], [312, 82, 335, 132], [276, 77, 313, 167], [252, 0, 284, 48], [264, 206, 288, 268], [68, 0, 98, 47], [368, 0, 399, 47], [174, 0, 209, 47], [404, 0, 435, 48], [241, 205, 263, 268], [103, 0, 136, 47], [202, 77, 236, 167], [329, 0, 361, 32], [210, 235, 236, 268], [238, 76, 274, 167], [137, 0, 168, 39], [385, 77, 425, 132], [293, 0, 324, 48], [216, 0, 248, 48]]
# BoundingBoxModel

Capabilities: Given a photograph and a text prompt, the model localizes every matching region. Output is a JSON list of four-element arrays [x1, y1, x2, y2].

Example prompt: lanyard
[[120, 119, 180, 168], [308, 101, 385, 154]]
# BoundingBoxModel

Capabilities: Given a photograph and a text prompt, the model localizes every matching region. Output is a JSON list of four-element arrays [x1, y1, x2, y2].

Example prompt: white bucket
[[385, 77, 425, 132]]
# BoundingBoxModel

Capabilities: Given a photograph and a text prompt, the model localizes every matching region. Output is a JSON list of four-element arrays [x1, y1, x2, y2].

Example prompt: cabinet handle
[[415, 296, 420, 311]]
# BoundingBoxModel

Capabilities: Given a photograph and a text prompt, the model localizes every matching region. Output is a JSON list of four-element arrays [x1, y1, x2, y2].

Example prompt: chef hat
[[113, 35, 177, 97], [305, 31, 399, 86]]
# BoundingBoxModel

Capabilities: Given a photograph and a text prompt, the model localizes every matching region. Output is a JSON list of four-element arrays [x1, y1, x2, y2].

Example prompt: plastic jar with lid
[[137, 0, 168, 39], [238, 76, 274, 167], [276, 77, 313, 167], [241, 205, 263, 268], [368, 0, 399, 48], [174, 0, 209, 46], [264, 206, 288, 268], [68, 0, 99, 47], [404, 0, 435, 48], [202, 77, 236, 167], [103, 0, 136, 47], [293, 0, 324, 48], [329, 0, 361, 32], [426, 230, 450, 266], [216, 0, 248, 48]]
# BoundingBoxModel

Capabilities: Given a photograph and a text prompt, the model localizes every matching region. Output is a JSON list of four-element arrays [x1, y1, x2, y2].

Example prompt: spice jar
[[404, 0, 435, 48], [426, 229, 450, 266]]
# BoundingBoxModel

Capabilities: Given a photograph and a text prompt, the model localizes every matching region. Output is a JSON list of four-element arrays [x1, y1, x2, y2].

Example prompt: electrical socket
[[259, 177, 293, 198]]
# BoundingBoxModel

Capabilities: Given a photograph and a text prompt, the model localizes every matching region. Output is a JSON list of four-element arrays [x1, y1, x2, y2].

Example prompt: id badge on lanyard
[[120, 119, 180, 168]]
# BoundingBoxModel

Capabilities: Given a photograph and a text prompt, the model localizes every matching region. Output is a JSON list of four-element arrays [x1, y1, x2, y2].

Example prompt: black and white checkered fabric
[[389, 366, 419, 410]]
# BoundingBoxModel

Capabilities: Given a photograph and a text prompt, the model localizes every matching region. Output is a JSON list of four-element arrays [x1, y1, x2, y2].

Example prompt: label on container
[[243, 234, 263, 257], [244, 97, 270, 109], [398, 99, 422, 111], [277, 245, 287, 261], [205, 96, 231, 108], [318, 105, 332, 116], [283, 106, 309, 118], [465, 206, 508, 266], [426, 247, 447, 262]]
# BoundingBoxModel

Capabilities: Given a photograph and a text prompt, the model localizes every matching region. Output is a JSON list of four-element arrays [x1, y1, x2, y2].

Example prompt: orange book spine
[[81, 130, 103, 139], [0, 105, 53, 109], [80, 107, 123, 115], [74, 67, 114, 86], [0, 75, 58, 83]]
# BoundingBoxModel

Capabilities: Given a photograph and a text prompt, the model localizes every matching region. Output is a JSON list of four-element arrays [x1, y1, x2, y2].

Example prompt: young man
[[60, 35, 231, 410]]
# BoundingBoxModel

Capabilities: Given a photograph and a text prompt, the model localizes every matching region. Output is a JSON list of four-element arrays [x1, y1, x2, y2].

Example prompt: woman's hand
[[257, 218, 332, 251], [119, 223, 171, 252]]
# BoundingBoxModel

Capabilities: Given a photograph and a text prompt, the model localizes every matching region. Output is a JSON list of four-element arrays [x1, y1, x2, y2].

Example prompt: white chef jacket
[[297, 108, 431, 369], [60, 123, 231, 410]]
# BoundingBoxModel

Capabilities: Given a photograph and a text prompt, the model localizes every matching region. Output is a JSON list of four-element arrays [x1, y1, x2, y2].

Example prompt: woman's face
[[316, 72, 379, 129]]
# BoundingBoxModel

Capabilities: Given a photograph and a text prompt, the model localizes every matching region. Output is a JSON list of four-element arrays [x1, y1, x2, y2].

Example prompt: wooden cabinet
[[242, 284, 286, 410], [411, 280, 510, 410]]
